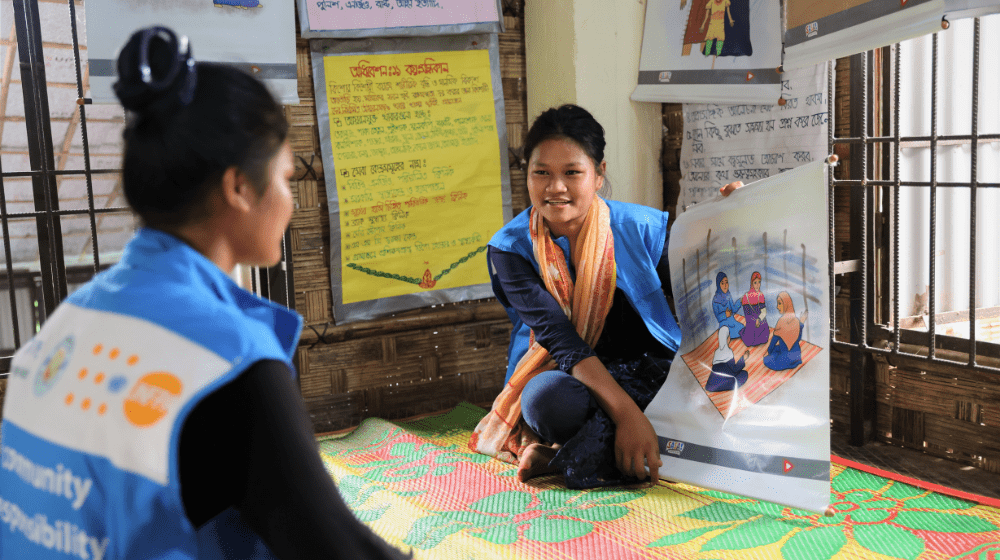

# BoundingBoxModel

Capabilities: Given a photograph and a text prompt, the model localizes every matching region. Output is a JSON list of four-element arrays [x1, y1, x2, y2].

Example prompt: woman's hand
[[614, 408, 662, 482], [570, 356, 662, 483], [719, 181, 744, 196], [725, 309, 732, 318]]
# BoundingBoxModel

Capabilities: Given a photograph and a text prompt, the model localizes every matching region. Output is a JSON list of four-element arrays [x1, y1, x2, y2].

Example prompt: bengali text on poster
[[323, 49, 504, 304]]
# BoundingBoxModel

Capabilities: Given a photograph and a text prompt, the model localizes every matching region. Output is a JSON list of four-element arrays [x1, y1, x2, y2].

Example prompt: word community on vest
[[0, 445, 107, 559], [2, 445, 92, 509]]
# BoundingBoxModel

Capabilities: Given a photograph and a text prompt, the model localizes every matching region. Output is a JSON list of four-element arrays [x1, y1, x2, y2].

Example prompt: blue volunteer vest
[[0, 228, 303, 559], [489, 200, 682, 383]]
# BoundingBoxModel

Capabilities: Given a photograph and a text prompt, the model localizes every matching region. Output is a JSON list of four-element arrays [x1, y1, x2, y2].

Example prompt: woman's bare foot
[[517, 443, 560, 482]]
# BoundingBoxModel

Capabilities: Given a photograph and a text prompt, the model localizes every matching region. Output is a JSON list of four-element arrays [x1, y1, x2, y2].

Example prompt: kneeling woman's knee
[[520, 370, 594, 444]]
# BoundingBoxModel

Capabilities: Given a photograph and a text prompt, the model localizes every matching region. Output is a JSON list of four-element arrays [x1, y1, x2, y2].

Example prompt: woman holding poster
[[469, 105, 741, 488]]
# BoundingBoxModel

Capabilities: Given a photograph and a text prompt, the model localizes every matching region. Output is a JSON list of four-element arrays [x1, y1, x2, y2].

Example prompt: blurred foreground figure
[[0, 26, 409, 560]]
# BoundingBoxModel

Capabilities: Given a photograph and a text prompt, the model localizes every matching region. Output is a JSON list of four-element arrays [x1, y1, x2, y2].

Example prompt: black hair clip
[[138, 26, 197, 106]]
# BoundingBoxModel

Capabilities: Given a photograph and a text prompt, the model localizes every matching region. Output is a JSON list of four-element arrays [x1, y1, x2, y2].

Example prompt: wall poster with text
[[298, 0, 503, 38], [86, 0, 298, 105], [646, 159, 832, 514], [677, 63, 830, 213], [632, 0, 783, 104], [311, 34, 512, 323]]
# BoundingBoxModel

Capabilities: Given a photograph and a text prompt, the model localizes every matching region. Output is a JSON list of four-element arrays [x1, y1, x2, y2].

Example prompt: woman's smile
[[527, 137, 605, 239]]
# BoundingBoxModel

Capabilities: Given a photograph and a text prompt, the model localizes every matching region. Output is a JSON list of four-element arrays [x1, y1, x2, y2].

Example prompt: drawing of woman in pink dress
[[740, 271, 769, 346]]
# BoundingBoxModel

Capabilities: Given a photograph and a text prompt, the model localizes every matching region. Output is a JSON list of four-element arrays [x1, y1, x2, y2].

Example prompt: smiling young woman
[[469, 104, 743, 488]]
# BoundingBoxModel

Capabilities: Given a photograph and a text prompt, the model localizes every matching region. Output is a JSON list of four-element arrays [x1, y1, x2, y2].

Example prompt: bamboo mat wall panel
[[876, 353, 1000, 474], [287, 4, 528, 432]]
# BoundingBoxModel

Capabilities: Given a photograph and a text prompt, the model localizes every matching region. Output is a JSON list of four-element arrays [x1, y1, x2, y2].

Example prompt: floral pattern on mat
[[318, 403, 1000, 559]]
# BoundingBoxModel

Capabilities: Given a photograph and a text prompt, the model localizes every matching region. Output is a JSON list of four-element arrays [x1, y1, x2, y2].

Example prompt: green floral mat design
[[319, 402, 1000, 559]]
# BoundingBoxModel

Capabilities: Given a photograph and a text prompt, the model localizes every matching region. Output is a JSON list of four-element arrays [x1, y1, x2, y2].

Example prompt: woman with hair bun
[[469, 104, 743, 487], [0, 27, 408, 560]]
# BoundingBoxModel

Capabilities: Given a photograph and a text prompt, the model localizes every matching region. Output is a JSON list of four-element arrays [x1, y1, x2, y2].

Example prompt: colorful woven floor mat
[[318, 403, 1000, 560]]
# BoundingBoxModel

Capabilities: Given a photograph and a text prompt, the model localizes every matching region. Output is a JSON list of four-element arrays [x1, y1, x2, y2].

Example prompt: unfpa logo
[[124, 373, 183, 428], [57, 343, 183, 428], [805, 22, 819, 38]]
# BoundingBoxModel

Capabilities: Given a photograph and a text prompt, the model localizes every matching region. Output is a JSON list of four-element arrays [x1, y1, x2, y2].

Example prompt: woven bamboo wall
[[287, 5, 529, 433]]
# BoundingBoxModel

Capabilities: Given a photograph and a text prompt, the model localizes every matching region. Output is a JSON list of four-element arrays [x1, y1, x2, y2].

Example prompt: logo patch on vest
[[34, 336, 74, 397], [124, 373, 184, 428]]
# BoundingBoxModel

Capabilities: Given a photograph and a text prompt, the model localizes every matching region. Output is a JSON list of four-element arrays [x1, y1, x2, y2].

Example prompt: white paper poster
[[945, 0, 1000, 19], [86, 0, 298, 105], [782, 0, 945, 71], [677, 63, 829, 213], [297, 0, 503, 38], [647, 160, 831, 514], [632, 0, 783, 104]]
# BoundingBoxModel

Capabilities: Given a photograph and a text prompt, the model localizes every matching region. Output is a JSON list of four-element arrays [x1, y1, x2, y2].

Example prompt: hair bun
[[113, 26, 197, 114]]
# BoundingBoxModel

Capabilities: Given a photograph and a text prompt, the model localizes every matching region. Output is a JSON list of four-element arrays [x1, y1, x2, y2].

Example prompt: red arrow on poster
[[901, 0, 908, 5], [746, 72, 755, 81], [783, 460, 795, 473]]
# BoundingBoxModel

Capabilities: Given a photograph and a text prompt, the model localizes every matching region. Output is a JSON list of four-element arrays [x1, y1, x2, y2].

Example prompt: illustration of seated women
[[740, 271, 769, 346], [713, 271, 745, 338], [763, 291, 807, 371], [706, 326, 749, 392]]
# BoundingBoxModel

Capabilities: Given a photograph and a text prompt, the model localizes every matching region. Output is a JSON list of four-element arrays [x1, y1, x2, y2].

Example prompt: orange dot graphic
[[94, 373, 105, 384], [65, 393, 74, 405], [127, 355, 139, 366], [98, 403, 107, 415], [78, 368, 88, 380], [81, 398, 91, 411], [109, 348, 120, 360], [124, 372, 184, 428], [92, 344, 103, 355]]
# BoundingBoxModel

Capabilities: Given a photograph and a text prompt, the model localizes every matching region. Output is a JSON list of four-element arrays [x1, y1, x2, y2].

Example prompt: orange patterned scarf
[[468, 197, 617, 463]]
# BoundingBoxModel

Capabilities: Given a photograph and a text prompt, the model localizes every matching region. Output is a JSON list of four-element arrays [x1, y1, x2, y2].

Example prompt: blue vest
[[489, 200, 682, 382], [0, 228, 302, 559]]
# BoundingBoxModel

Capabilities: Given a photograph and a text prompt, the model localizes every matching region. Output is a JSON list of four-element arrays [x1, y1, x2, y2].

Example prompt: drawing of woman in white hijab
[[706, 326, 749, 392]]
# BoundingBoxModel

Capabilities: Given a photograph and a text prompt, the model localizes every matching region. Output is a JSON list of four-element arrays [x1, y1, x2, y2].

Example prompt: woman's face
[[752, 277, 760, 291], [526, 138, 604, 238], [244, 141, 294, 267], [720, 276, 729, 293], [777, 297, 785, 313]]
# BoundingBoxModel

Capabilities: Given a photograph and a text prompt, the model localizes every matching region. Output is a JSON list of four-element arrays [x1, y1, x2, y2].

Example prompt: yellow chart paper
[[322, 50, 504, 305]]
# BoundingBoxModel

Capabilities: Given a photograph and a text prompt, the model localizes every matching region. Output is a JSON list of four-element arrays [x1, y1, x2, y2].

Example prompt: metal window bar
[[0, 0, 296, 376], [830, 18, 1000, 444]]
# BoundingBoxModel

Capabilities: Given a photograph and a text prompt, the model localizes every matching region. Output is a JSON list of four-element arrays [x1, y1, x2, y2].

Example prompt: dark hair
[[114, 27, 289, 229], [523, 104, 606, 170]]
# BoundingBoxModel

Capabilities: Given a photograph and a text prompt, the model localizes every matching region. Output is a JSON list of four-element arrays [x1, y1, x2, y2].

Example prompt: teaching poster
[[632, 0, 783, 104], [85, 0, 298, 105], [311, 34, 512, 323], [298, 0, 503, 38], [783, 0, 946, 71], [647, 159, 831, 513], [678, 63, 830, 212]]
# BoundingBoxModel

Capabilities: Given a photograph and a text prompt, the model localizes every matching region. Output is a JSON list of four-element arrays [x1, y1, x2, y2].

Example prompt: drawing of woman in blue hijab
[[713, 271, 745, 338]]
